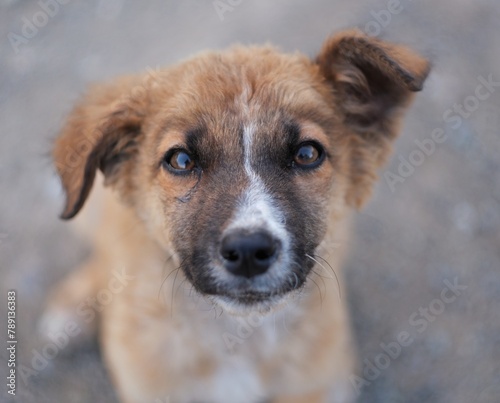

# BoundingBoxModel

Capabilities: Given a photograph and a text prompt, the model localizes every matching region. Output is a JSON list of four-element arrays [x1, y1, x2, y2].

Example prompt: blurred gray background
[[0, 0, 499, 402]]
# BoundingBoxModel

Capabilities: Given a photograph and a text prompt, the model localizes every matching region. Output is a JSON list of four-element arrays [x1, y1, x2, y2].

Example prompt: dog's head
[[54, 30, 429, 314]]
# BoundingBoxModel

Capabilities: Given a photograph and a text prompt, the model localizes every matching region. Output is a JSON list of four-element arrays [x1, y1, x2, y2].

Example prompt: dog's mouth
[[180, 256, 314, 314], [219, 287, 279, 301], [218, 280, 303, 304], [211, 286, 304, 316]]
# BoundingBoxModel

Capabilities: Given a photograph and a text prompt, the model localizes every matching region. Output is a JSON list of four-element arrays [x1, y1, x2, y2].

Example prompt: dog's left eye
[[293, 142, 324, 168], [162, 149, 196, 174]]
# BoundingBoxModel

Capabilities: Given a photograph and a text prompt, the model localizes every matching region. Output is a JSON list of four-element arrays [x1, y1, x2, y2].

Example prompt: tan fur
[[44, 30, 429, 402]]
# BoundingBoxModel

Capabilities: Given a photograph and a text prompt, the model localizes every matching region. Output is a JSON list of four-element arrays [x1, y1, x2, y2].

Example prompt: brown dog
[[42, 30, 429, 402]]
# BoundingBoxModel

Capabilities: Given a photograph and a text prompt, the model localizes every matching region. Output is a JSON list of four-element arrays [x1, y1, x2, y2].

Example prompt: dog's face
[[145, 53, 347, 313], [54, 30, 429, 313]]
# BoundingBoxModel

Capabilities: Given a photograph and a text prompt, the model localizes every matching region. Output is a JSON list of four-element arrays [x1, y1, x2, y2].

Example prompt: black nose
[[220, 231, 280, 278]]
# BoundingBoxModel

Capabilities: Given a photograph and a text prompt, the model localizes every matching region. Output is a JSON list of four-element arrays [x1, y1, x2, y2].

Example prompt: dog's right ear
[[316, 30, 430, 208], [53, 76, 149, 219], [316, 29, 430, 131]]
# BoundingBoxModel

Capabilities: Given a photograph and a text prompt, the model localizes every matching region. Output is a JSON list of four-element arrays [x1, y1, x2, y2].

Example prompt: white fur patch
[[205, 360, 265, 403], [197, 304, 300, 403], [226, 124, 290, 259], [217, 124, 293, 292]]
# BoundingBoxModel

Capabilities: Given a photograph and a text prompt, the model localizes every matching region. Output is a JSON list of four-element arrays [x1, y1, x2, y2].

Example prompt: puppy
[[43, 30, 429, 403]]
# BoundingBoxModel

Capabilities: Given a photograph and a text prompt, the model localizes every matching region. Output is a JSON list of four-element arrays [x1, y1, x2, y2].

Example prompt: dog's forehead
[[153, 48, 332, 152]]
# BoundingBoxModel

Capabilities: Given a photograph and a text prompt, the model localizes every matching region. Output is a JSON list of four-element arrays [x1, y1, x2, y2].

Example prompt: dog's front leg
[[38, 256, 106, 344]]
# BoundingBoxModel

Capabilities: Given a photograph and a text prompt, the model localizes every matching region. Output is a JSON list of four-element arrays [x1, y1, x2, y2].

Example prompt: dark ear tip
[[59, 211, 75, 220], [408, 63, 432, 92], [59, 203, 78, 220], [408, 80, 425, 92]]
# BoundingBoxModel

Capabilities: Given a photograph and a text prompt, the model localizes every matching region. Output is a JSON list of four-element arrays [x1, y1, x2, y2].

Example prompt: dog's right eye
[[292, 141, 325, 169], [162, 149, 196, 174]]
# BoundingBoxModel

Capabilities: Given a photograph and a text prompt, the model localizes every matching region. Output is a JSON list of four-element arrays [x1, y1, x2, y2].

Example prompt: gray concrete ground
[[0, 1, 499, 402]]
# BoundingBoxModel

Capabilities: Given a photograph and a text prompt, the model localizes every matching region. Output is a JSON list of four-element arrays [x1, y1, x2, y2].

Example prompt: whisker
[[309, 276, 323, 306], [314, 254, 342, 300], [175, 278, 188, 299], [292, 272, 299, 290], [170, 264, 182, 318], [157, 253, 177, 300], [306, 253, 341, 300], [311, 268, 327, 294], [311, 268, 329, 283]]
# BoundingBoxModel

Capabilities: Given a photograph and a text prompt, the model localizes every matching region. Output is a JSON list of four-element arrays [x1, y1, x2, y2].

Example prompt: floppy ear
[[316, 30, 430, 207], [53, 76, 148, 219]]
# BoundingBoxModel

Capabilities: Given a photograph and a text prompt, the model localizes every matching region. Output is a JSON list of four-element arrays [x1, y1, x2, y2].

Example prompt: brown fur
[[44, 30, 429, 402]]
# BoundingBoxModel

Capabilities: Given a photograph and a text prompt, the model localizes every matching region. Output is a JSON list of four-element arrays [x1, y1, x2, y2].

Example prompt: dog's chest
[[190, 358, 266, 403], [169, 304, 299, 403]]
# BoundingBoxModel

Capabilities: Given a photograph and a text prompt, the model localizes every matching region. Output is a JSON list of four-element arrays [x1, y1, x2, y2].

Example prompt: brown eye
[[163, 149, 196, 174], [293, 142, 324, 168]]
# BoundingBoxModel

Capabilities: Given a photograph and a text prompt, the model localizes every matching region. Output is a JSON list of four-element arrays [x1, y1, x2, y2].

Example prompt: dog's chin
[[210, 289, 301, 317], [183, 262, 312, 316]]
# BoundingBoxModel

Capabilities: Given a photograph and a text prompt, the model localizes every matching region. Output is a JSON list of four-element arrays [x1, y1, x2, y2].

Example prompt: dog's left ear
[[53, 76, 148, 219], [316, 30, 430, 207]]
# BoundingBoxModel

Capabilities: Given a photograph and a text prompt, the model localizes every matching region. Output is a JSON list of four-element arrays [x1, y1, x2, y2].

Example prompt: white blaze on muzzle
[[223, 124, 291, 270]]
